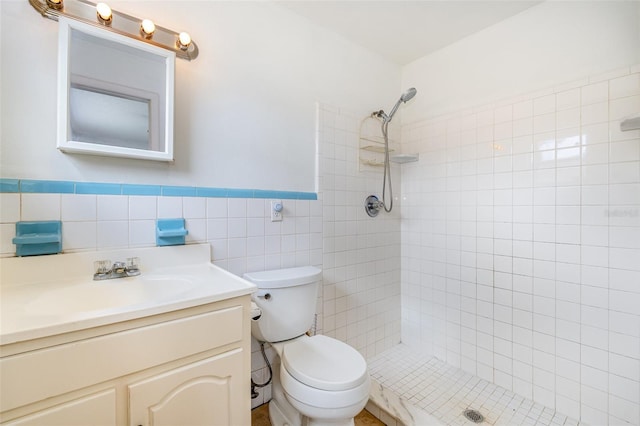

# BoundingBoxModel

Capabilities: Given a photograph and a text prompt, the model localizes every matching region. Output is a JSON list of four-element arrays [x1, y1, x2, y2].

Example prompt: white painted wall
[[0, 0, 400, 192], [402, 1, 640, 122]]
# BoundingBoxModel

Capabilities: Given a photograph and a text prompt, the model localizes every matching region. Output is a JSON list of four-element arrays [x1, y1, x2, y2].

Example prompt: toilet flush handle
[[256, 290, 271, 300]]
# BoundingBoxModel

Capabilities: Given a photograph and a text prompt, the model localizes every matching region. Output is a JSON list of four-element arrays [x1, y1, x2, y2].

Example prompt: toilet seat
[[282, 335, 368, 391]]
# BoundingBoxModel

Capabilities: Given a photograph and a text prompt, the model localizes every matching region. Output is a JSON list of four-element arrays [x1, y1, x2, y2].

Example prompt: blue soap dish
[[12, 221, 62, 256], [156, 218, 188, 246]]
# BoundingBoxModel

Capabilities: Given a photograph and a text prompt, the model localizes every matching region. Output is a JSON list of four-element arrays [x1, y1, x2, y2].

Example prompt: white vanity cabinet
[[0, 296, 251, 426]]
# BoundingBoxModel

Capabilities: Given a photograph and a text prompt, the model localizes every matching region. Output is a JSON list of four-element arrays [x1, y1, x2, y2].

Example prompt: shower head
[[401, 87, 417, 103], [385, 87, 417, 123]]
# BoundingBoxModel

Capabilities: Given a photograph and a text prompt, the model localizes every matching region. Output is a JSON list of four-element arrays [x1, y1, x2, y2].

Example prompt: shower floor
[[367, 344, 583, 426]]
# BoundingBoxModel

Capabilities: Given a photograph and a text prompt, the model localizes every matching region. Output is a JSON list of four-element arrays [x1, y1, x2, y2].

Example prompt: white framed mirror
[[57, 17, 175, 161]]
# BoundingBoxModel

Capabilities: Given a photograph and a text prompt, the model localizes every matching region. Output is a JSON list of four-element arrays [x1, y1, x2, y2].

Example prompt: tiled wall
[[0, 193, 322, 275], [400, 66, 640, 425], [0, 188, 321, 409], [317, 104, 402, 358]]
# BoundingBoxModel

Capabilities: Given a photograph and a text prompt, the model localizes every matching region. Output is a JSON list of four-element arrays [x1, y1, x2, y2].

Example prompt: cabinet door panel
[[3, 389, 115, 426], [129, 349, 245, 426]]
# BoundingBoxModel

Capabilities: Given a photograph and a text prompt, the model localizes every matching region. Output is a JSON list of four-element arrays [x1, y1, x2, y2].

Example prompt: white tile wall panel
[[400, 67, 640, 425]]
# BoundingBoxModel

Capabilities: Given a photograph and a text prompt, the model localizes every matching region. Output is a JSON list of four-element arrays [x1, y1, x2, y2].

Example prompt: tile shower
[[317, 65, 639, 425], [398, 66, 640, 424]]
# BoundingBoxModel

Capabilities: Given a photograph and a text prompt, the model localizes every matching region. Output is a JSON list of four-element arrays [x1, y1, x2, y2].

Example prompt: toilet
[[244, 266, 370, 426]]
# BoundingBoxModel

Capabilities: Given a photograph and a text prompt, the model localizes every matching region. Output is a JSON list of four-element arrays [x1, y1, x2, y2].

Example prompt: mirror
[[57, 17, 175, 161]]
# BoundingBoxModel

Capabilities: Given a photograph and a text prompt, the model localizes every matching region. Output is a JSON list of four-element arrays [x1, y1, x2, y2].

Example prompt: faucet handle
[[93, 259, 111, 280], [126, 257, 141, 276]]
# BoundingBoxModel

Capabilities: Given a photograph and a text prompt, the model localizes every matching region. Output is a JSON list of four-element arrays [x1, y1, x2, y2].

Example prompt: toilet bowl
[[272, 335, 370, 425], [244, 267, 370, 426]]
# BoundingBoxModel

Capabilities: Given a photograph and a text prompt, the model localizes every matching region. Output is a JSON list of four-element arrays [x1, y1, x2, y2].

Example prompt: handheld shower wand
[[365, 88, 417, 218], [386, 87, 417, 123]]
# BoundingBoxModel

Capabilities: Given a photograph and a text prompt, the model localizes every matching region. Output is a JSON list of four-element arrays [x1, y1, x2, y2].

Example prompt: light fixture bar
[[29, 0, 198, 61]]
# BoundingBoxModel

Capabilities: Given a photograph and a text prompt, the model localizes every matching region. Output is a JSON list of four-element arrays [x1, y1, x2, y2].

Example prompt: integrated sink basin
[[25, 275, 197, 316], [0, 244, 256, 345]]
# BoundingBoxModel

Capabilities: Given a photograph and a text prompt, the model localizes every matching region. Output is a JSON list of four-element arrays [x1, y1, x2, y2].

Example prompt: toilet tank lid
[[243, 266, 322, 289]]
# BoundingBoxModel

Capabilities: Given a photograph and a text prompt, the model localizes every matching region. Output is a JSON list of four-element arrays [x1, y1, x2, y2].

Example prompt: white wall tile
[[580, 122, 609, 145], [207, 219, 228, 239], [129, 219, 155, 247], [62, 221, 96, 251], [228, 218, 247, 238], [183, 197, 206, 219], [60, 194, 96, 222], [185, 218, 206, 243], [0, 194, 20, 223], [157, 196, 182, 218], [610, 95, 640, 122], [22, 194, 60, 221], [0, 223, 15, 256], [581, 81, 608, 105], [97, 195, 128, 221], [534, 95, 556, 115], [206, 198, 228, 218], [611, 73, 640, 97], [129, 196, 157, 220], [97, 221, 128, 249], [228, 198, 247, 218], [581, 102, 609, 125]]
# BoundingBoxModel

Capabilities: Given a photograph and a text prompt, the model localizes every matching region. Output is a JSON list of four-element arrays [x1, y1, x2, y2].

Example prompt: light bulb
[[140, 19, 155, 38], [46, 0, 63, 8], [96, 3, 112, 23], [177, 32, 191, 50]]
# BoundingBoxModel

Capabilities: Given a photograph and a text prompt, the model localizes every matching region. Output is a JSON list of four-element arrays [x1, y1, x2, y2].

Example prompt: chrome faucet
[[93, 257, 141, 281]]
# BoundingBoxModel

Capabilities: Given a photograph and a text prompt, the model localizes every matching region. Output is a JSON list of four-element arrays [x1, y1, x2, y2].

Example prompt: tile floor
[[251, 403, 384, 426], [368, 344, 584, 426]]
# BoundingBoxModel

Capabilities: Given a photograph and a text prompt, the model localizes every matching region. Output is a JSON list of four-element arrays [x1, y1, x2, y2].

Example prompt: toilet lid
[[282, 335, 368, 392]]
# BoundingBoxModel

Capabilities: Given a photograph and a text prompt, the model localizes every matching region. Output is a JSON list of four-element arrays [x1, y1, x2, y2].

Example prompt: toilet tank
[[244, 266, 322, 343]]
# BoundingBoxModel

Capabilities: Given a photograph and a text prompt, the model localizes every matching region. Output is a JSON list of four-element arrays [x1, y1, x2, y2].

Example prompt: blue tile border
[[0, 179, 19, 193], [196, 187, 227, 198], [20, 180, 75, 194], [162, 186, 197, 197], [0, 178, 317, 200], [227, 188, 254, 198], [122, 184, 162, 196], [76, 182, 122, 195]]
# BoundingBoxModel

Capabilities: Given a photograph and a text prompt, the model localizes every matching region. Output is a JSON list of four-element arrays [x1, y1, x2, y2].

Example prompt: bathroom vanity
[[0, 244, 255, 425]]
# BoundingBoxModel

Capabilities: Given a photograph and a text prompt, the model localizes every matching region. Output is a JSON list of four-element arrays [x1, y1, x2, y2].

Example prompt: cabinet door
[[3, 389, 116, 426], [129, 349, 247, 426]]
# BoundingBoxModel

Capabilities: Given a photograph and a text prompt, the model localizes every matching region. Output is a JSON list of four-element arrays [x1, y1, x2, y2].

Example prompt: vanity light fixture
[[95, 2, 112, 25], [140, 19, 156, 39], [28, 0, 199, 60]]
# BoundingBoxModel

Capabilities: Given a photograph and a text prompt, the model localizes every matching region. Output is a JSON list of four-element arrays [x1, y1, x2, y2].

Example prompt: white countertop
[[0, 244, 256, 346]]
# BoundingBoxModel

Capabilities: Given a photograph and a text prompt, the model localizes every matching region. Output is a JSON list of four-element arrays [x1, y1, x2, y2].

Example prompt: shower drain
[[463, 409, 485, 423]]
